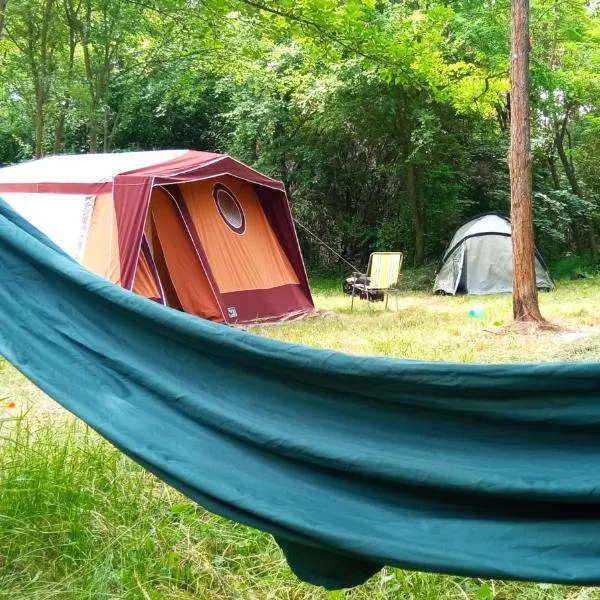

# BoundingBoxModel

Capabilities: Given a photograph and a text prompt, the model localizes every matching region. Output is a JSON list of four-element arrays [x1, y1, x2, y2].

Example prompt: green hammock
[[1, 198, 600, 590]]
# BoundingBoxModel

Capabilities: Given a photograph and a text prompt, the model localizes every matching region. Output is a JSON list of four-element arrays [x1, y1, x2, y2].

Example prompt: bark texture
[[0, 0, 7, 40], [510, 0, 545, 322]]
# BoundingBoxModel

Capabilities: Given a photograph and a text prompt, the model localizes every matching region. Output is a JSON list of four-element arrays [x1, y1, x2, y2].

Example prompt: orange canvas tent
[[0, 150, 314, 324]]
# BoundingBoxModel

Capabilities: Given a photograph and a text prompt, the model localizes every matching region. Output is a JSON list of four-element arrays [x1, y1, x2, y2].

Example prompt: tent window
[[213, 184, 245, 234]]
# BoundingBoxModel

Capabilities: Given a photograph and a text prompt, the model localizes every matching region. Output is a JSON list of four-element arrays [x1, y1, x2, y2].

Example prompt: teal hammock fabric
[[2, 198, 600, 590]]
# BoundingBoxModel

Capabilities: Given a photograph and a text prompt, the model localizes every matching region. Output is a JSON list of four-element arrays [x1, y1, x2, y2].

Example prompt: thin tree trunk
[[102, 104, 110, 152], [105, 103, 123, 152], [53, 109, 65, 153], [554, 119, 598, 258], [406, 160, 424, 267], [590, 223, 598, 260], [33, 0, 56, 158], [396, 87, 425, 267], [555, 138, 587, 254], [547, 156, 560, 190], [0, 0, 7, 40], [88, 120, 98, 152], [496, 95, 510, 132], [35, 94, 45, 158], [54, 23, 77, 152], [555, 125, 583, 197], [76, 0, 100, 153], [510, 0, 544, 322], [414, 165, 425, 267]]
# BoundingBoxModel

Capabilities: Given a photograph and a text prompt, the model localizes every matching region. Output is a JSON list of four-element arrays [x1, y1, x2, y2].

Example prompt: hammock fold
[[1, 198, 600, 589]]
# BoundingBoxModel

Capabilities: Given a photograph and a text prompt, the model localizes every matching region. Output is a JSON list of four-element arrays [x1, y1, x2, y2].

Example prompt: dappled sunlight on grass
[[253, 278, 600, 363], [1, 414, 599, 600]]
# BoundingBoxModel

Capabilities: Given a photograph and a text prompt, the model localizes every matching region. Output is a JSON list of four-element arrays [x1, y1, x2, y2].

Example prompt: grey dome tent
[[433, 213, 553, 295]]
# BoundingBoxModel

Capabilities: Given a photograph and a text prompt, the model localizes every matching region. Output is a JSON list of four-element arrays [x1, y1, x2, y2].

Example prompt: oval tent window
[[213, 184, 246, 234]]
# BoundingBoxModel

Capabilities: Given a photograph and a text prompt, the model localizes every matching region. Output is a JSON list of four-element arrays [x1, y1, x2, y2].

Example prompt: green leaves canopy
[[0, 0, 598, 266]]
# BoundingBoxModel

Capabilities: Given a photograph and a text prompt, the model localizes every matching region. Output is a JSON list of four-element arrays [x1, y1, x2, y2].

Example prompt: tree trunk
[[496, 95, 510, 132], [510, 0, 544, 322], [414, 165, 425, 267], [406, 160, 425, 267], [396, 87, 425, 267], [555, 125, 583, 197], [590, 223, 598, 260], [555, 135, 588, 253], [35, 92, 45, 158], [103, 104, 110, 152], [547, 155, 560, 190], [105, 104, 123, 152], [554, 119, 598, 258], [54, 24, 77, 153], [88, 119, 98, 153], [33, 0, 56, 158], [0, 0, 7, 40]]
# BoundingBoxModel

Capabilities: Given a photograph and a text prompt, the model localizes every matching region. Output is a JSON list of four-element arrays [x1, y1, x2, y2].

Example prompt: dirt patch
[[498, 319, 569, 335], [550, 334, 600, 362]]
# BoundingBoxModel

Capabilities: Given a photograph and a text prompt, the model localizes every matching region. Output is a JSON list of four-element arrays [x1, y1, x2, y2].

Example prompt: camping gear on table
[[0, 150, 313, 324], [433, 213, 553, 295], [348, 252, 403, 309]]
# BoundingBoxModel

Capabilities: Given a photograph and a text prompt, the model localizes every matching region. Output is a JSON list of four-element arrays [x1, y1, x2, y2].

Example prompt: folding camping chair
[[350, 252, 403, 310]]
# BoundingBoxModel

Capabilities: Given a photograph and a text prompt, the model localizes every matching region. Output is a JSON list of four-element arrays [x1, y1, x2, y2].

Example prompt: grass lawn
[[254, 276, 600, 363], [1, 275, 600, 599]]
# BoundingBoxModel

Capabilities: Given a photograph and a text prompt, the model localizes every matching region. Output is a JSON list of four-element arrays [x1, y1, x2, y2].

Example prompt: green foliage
[[549, 254, 598, 279], [0, 0, 598, 266]]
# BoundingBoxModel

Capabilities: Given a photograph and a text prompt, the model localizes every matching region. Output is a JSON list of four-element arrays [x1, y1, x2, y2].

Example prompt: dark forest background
[[1, 0, 599, 275]]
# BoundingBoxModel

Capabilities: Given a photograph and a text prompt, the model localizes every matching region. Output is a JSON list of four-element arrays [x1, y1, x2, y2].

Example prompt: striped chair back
[[367, 252, 403, 289]]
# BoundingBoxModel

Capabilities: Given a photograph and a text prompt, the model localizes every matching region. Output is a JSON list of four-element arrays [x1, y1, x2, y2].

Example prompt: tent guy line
[[293, 218, 361, 273]]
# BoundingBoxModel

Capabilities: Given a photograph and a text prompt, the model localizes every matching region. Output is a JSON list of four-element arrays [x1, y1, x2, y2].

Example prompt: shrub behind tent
[[433, 213, 553, 295]]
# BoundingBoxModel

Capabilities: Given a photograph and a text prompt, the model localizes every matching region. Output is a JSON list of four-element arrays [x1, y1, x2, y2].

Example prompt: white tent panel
[[464, 235, 513, 294], [2, 193, 95, 261], [446, 215, 511, 260], [0, 150, 187, 184], [433, 245, 465, 295]]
